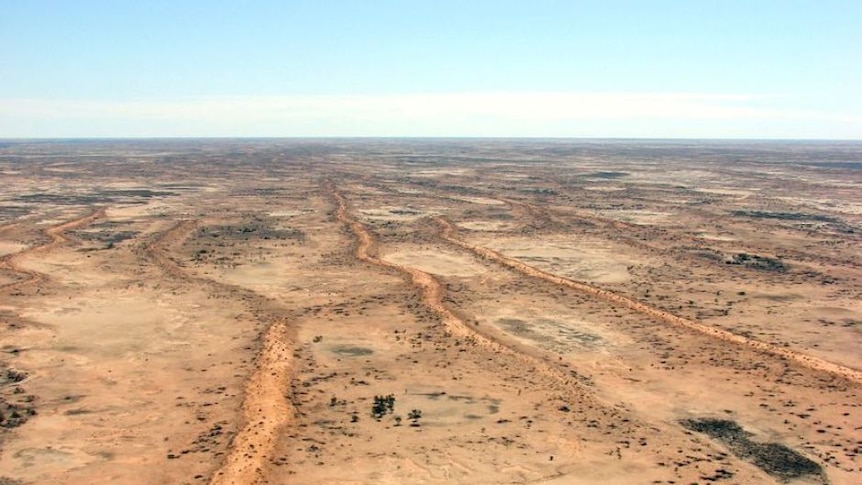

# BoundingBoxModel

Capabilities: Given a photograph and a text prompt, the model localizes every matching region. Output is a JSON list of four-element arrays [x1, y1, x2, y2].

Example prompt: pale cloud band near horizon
[[1, 92, 859, 139]]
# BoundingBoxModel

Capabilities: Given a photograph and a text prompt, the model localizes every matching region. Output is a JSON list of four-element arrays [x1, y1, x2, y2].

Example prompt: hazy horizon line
[[2, 136, 861, 143], [3, 92, 860, 140]]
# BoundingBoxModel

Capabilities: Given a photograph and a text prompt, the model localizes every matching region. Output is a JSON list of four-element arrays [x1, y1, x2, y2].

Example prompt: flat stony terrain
[[0, 139, 860, 485]]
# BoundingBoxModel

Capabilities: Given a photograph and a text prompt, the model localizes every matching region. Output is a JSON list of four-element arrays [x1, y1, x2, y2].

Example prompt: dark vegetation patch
[[1, 368, 36, 430], [583, 171, 628, 179], [0, 368, 26, 386], [690, 249, 790, 272], [197, 220, 306, 242], [439, 184, 484, 196], [732, 209, 858, 233], [388, 208, 422, 216], [190, 217, 307, 268], [16, 194, 110, 205], [230, 187, 293, 197], [159, 185, 201, 190], [102, 189, 176, 198], [519, 187, 558, 195], [680, 418, 824, 483], [63, 408, 93, 416], [731, 210, 838, 223], [0, 206, 31, 221], [75, 225, 139, 246], [16, 189, 176, 206], [755, 293, 799, 302], [330, 345, 374, 357], [689, 249, 726, 263], [458, 206, 509, 222], [167, 421, 230, 459], [803, 161, 862, 170], [102, 231, 139, 245], [726, 253, 789, 272]]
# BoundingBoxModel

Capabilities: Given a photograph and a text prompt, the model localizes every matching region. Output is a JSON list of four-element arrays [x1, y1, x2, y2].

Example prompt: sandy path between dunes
[[0, 207, 106, 291], [141, 220, 295, 485], [434, 216, 862, 384], [329, 186, 592, 397]]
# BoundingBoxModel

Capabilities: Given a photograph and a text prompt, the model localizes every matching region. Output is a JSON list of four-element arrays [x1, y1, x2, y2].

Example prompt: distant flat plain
[[0, 139, 860, 484]]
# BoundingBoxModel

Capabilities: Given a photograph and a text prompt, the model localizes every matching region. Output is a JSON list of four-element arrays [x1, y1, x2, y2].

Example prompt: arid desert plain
[[0, 139, 860, 485]]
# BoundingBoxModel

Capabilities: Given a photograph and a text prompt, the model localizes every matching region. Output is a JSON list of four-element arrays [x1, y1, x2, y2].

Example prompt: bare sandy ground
[[0, 139, 860, 485]]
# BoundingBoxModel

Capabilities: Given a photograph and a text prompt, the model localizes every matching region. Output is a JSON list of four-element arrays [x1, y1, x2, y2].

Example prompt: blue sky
[[1, 1, 860, 138]]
